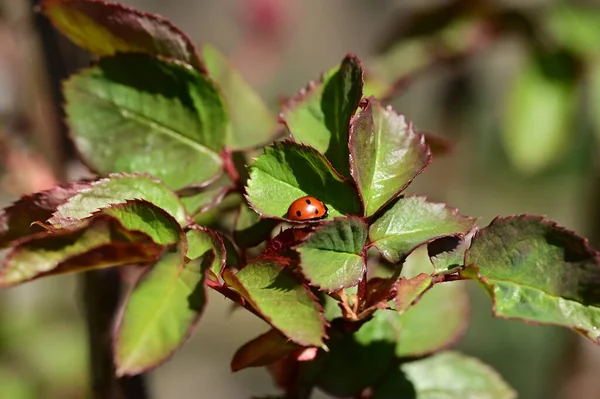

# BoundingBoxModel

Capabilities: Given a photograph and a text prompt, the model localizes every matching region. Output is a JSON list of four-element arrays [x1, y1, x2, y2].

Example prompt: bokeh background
[[1, 0, 599, 398]]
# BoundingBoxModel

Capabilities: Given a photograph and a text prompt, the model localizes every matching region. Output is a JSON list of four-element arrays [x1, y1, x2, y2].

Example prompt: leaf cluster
[[0, 1, 599, 398]]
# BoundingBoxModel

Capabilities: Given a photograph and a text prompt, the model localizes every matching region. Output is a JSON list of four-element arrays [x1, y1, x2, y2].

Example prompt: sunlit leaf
[[223, 258, 326, 347], [281, 55, 363, 177], [41, 0, 204, 70], [246, 141, 361, 220], [101, 200, 181, 245], [64, 53, 227, 189], [295, 217, 368, 291], [369, 196, 476, 264], [349, 99, 430, 216], [49, 173, 188, 227], [115, 244, 209, 375]]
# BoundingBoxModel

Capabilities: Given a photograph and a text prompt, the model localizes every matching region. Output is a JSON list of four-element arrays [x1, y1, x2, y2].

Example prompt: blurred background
[[1, 0, 600, 398]]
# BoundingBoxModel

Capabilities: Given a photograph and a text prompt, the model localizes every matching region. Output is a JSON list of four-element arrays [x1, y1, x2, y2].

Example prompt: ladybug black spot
[[296, 210, 302, 217], [315, 209, 319, 214], [306, 199, 312, 204]]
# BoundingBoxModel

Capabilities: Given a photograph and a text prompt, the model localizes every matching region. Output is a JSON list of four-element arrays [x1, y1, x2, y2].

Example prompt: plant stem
[[81, 270, 148, 399]]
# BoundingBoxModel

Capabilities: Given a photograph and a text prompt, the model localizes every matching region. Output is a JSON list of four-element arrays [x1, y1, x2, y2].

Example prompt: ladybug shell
[[286, 196, 328, 221]]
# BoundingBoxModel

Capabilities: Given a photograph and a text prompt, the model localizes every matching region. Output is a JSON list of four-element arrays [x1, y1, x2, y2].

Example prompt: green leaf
[[295, 217, 368, 291], [49, 173, 188, 227], [234, 204, 277, 249], [503, 52, 577, 175], [394, 247, 468, 357], [312, 311, 396, 397], [281, 55, 363, 177], [115, 243, 209, 376], [230, 328, 300, 372], [223, 258, 325, 347], [101, 200, 181, 245], [349, 99, 430, 216], [359, 247, 468, 357], [369, 197, 476, 264], [0, 181, 89, 248], [246, 141, 361, 220], [373, 351, 516, 399], [322, 293, 343, 321], [64, 53, 226, 189], [0, 215, 162, 286], [429, 233, 473, 274], [178, 175, 232, 216], [464, 215, 600, 343], [41, 0, 205, 71], [180, 185, 229, 216], [191, 192, 243, 227], [202, 44, 278, 150], [185, 226, 225, 281]]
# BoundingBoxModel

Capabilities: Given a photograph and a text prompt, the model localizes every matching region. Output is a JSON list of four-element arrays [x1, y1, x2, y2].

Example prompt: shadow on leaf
[[187, 250, 214, 311]]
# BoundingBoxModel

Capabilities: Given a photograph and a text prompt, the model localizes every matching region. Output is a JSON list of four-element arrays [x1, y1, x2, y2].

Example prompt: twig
[[81, 270, 148, 399]]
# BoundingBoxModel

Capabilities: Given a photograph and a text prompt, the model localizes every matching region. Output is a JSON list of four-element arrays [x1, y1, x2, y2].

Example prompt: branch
[[81, 270, 148, 399]]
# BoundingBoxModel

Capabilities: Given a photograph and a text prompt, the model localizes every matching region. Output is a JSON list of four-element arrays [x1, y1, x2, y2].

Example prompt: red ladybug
[[287, 196, 328, 221]]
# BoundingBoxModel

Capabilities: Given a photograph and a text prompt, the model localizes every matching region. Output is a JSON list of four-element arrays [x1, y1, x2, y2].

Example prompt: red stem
[[221, 149, 241, 187]]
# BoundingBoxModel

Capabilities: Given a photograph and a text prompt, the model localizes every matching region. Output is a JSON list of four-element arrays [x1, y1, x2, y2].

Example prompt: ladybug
[[287, 196, 328, 221]]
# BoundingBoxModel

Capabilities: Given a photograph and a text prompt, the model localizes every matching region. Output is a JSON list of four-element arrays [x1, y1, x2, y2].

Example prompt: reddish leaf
[[349, 99, 431, 216], [0, 215, 162, 286], [231, 328, 301, 372], [395, 273, 432, 313], [0, 182, 88, 248], [40, 0, 204, 71], [422, 132, 454, 156]]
